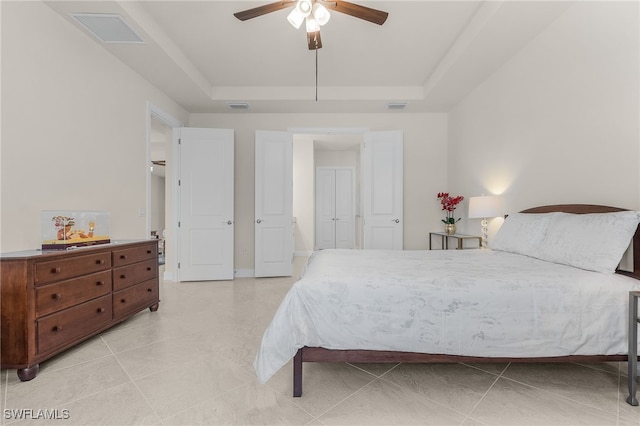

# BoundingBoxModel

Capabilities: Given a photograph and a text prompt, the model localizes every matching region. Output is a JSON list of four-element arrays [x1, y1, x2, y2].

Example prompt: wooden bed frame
[[292, 204, 640, 397]]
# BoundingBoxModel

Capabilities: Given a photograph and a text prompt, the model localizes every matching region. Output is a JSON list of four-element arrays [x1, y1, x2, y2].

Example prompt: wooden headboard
[[520, 204, 640, 280]]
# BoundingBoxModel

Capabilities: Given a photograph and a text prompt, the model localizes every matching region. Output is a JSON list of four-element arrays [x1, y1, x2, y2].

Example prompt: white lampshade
[[312, 3, 331, 26], [468, 195, 502, 219]]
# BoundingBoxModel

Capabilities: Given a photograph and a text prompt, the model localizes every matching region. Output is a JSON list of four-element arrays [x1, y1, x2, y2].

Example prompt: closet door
[[315, 168, 355, 250], [362, 130, 403, 250], [315, 168, 337, 250], [334, 168, 355, 249], [255, 130, 293, 277]]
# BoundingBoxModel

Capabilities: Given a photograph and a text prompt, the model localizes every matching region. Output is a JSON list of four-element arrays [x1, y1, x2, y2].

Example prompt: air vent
[[386, 102, 407, 110], [70, 13, 144, 44], [227, 102, 250, 110]]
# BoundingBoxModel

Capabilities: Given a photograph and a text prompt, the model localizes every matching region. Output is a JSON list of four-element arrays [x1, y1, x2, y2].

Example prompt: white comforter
[[254, 249, 640, 383]]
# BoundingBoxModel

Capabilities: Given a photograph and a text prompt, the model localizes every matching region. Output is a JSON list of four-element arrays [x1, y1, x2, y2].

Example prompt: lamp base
[[480, 218, 488, 248]]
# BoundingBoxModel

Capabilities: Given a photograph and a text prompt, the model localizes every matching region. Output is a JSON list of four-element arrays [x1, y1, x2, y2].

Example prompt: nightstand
[[429, 232, 482, 250]]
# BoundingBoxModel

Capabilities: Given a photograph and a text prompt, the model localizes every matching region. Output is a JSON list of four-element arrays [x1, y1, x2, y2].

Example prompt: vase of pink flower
[[437, 192, 464, 235]]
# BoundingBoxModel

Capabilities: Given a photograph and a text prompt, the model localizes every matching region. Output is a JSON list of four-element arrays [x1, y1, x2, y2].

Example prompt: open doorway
[[146, 103, 182, 281], [149, 115, 171, 264], [292, 133, 364, 256]]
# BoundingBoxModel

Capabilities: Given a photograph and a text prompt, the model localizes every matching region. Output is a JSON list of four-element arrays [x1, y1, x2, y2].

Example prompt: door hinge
[[178, 221, 181, 227], [178, 179, 181, 186], [178, 262, 181, 269], [178, 138, 181, 144]]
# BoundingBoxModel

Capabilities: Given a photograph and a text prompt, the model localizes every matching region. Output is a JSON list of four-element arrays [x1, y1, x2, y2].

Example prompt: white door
[[177, 127, 234, 281], [255, 130, 293, 277], [315, 168, 355, 249], [362, 130, 403, 250]]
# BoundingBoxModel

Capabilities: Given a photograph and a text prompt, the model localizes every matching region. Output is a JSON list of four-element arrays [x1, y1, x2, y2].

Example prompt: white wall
[[449, 1, 639, 242], [189, 113, 449, 271], [292, 136, 315, 255], [1, 1, 189, 252]]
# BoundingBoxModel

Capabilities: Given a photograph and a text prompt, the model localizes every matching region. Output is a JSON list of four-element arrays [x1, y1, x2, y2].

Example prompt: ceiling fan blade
[[234, 1, 296, 21], [307, 30, 323, 50], [320, 0, 388, 25]]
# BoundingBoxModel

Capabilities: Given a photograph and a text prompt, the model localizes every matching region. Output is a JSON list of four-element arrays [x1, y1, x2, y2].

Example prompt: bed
[[253, 205, 640, 400]]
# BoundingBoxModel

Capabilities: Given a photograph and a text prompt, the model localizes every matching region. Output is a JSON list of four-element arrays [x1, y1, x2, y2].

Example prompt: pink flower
[[437, 193, 464, 224]]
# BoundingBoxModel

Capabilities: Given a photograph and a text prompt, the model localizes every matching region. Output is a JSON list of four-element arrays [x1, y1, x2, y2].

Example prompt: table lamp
[[468, 195, 502, 248]]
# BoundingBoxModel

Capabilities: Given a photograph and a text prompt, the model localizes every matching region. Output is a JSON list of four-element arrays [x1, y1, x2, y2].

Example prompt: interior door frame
[[290, 127, 368, 255], [146, 102, 183, 282]]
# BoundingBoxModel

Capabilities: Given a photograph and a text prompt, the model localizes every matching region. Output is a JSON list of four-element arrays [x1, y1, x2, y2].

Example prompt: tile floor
[[2, 257, 640, 425]]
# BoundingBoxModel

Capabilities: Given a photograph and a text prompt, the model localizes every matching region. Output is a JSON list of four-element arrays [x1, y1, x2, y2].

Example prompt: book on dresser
[[0, 239, 160, 381]]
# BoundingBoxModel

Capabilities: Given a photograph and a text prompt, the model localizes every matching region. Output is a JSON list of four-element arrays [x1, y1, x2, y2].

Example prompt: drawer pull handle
[[97, 308, 105, 313], [147, 250, 152, 254], [96, 259, 105, 265], [52, 293, 62, 300], [147, 267, 152, 271], [51, 267, 61, 274], [96, 281, 104, 286], [121, 298, 126, 303], [120, 275, 126, 279], [147, 288, 153, 292], [52, 325, 62, 332], [120, 255, 128, 260]]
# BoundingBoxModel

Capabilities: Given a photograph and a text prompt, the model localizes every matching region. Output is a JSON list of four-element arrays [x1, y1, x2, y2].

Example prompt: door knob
[[392, 218, 400, 223], [256, 219, 263, 224], [227, 220, 233, 225]]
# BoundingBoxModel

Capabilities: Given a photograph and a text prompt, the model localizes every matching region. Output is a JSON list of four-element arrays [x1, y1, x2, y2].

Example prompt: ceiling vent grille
[[227, 102, 250, 110], [386, 102, 407, 110], [70, 13, 144, 44]]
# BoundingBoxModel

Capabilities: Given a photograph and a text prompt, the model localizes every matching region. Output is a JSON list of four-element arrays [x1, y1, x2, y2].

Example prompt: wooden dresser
[[0, 240, 159, 381]]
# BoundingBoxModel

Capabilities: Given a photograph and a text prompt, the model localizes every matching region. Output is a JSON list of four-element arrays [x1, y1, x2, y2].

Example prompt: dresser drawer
[[35, 271, 111, 317], [113, 278, 159, 320], [37, 295, 112, 354], [112, 259, 157, 291], [35, 252, 111, 285], [112, 243, 157, 267]]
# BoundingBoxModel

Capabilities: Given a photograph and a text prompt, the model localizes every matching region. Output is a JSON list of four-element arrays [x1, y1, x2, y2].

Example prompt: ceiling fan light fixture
[[296, 0, 313, 16], [312, 3, 331, 26], [287, 8, 305, 29], [305, 17, 320, 33]]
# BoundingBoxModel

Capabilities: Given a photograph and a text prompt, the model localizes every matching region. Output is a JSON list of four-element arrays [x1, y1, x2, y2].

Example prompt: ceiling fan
[[234, 0, 388, 50]]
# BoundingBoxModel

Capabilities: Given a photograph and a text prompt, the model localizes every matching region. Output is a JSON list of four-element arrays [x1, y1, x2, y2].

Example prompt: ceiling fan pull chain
[[315, 48, 318, 102]]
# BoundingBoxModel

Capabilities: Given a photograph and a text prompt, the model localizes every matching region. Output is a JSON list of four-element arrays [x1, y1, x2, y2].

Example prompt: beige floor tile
[[318, 378, 466, 425], [44, 382, 160, 426], [4, 356, 130, 410], [348, 362, 400, 377], [501, 362, 620, 414], [164, 381, 314, 425], [469, 376, 617, 425], [114, 334, 224, 380], [267, 362, 378, 417], [381, 363, 499, 415], [134, 357, 254, 419]]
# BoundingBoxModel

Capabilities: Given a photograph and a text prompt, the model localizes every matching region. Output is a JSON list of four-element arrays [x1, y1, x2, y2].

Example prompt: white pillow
[[536, 211, 640, 274], [491, 212, 556, 258]]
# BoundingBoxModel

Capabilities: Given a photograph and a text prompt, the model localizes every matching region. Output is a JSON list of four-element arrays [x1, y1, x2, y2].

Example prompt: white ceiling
[[45, 1, 574, 114]]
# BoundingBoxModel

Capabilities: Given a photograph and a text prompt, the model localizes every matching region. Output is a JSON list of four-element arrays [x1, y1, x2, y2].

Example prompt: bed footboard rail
[[292, 347, 632, 397]]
